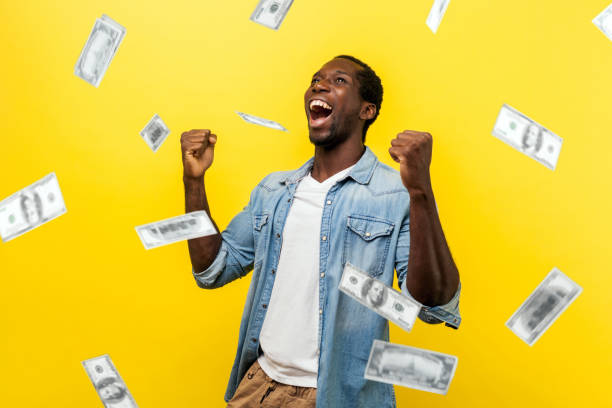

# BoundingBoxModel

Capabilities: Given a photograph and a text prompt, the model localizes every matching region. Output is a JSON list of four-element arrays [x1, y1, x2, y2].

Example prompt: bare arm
[[181, 129, 222, 274], [405, 188, 459, 306], [184, 176, 222, 273], [389, 130, 460, 306]]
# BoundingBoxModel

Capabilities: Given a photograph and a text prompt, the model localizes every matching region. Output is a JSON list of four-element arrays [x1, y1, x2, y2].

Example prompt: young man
[[181, 55, 461, 407]]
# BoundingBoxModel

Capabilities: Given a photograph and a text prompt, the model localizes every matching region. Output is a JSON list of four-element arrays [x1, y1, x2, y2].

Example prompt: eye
[[335, 77, 346, 84], [311, 78, 320, 85]]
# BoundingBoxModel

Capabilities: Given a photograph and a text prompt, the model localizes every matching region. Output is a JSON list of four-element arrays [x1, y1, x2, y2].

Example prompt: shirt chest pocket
[[342, 214, 395, 277]]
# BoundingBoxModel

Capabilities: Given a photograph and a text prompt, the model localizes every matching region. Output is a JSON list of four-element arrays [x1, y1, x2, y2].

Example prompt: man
[[181, 55, 461, 407]]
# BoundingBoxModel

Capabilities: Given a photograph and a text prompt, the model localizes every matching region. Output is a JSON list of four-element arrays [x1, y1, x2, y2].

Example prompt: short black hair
[[335, 55, 383, 142]]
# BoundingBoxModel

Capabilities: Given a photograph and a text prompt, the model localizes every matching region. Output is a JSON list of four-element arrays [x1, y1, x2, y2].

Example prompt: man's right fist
[[181, 129, 217, 179]]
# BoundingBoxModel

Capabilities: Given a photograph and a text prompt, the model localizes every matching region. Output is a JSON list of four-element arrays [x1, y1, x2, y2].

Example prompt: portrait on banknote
[[361, 277, 388, 309], [20, 192, 43, 226], [96, 376, 128, 403], [521, 123, 543, 155]]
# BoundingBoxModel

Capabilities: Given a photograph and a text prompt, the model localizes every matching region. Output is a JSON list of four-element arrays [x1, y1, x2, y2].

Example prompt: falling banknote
[[82, 354, 138, 408], [492, 104, 563, 170], [74, 14, 126, 87], [140, 114, 170, 152], [426, 0, 451, 34], [339, 262, 421, 332], [250, 0, 294, 30], [365, 340, 458, 395], [235, 111, 288, 131], [0, 173, 66, 242], [135, 211, 217, 250], [593, 3, 612, 41], [506, 267, 582, 346]]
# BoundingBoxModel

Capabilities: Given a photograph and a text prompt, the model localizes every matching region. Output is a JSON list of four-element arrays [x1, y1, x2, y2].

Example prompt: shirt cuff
[[192, 246, 228, 288], [401, 281, 462, 329]]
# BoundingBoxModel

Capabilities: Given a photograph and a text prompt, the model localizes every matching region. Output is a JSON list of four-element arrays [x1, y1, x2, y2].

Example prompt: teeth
[[310, 99, 332, 111]]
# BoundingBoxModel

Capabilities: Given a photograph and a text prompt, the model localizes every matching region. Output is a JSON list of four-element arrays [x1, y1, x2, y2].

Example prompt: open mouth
[[309, 99, 333, 127]]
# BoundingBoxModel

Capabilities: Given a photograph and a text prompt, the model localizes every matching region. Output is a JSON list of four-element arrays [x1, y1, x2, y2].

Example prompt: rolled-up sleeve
[[401, 280, 461, 329], [394, 213, 462, 329], [193, 193, 256, 289]]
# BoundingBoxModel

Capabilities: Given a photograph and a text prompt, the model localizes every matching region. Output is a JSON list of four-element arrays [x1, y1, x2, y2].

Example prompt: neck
[[311, 137, 365, 183]]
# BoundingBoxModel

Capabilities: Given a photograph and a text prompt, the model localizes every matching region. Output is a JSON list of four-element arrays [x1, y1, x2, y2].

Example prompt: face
[[22, 197, 40, 224], [304, 58, 374, 148], [99, 384, 122, 400], [524, 124, 540, 149], [368, 281, 384, 304]]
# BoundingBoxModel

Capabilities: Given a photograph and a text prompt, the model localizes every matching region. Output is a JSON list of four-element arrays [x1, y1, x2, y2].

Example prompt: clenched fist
[[388, 130, 433, 195], [181, 129, 217, 180]]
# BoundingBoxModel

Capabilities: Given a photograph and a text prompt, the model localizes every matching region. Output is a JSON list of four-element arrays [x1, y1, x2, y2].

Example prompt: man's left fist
[[388, 130, 433, 195]]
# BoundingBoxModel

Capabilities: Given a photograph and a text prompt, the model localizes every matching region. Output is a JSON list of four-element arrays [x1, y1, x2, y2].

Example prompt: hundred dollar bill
[[492, 104, 563, 170], [506, 267, 582, 346], [339, 262, 421, 332], [74, 14, 126, 87], [365, 340, 458, 395], [426, 0, 451, 34], [250, 0, 294, 30], [0, 173, 66, 242], [593, 3, 612, 41], [135, 211, 217, 250], [82, 354, 138, 408], [140, 114, 170, 152], [235, 111, 288, 131]]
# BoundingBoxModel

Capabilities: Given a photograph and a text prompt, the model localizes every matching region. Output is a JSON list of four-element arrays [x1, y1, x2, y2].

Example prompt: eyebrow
[[311, 70, 352, 78]]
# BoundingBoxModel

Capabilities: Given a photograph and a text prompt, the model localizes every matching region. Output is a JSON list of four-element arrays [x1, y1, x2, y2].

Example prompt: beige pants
[[226, 360, 317, 408]]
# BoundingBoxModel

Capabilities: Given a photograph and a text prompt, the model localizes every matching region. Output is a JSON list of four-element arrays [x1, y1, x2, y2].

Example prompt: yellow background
[[1, 0, 611, 406]]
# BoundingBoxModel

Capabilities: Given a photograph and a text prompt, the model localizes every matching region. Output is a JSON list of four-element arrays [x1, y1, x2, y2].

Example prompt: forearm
[[184, 175, 222, 273], [405, 189, 460, 306]]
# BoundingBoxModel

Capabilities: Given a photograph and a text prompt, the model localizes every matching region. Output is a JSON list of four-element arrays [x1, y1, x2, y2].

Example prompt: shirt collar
[[281, 146, 378, 185]]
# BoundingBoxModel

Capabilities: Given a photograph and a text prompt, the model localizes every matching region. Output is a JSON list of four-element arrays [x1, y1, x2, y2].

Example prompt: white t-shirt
[[257, 165, 355, 387]]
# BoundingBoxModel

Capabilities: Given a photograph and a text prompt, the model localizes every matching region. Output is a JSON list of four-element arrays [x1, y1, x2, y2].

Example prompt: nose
[[312, 79, 330, 93]]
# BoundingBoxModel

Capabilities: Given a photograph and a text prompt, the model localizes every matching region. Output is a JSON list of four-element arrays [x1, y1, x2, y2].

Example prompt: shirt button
[[271, 269, 275, 274], [320, 272, 325, 278], [262, 304, 267, 309], [251, 338, 257, 343], [321, 235, 327, 241], [276, 233, 280, 238], [287, 198, 291, 202], [326, 200, 332, 205], [319, 309, 323, 314], [365, 232, 371, 237]]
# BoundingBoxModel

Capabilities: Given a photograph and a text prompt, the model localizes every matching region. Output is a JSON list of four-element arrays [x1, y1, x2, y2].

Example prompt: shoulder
[[255, 170, 293, 192], [367, 161, 409, 196]]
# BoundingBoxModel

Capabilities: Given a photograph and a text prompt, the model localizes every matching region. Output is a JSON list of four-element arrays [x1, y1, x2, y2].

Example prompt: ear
[[359, 102, 377, 121]]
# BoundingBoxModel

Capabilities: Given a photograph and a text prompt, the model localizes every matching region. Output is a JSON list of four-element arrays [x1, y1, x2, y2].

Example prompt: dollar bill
[[492, 104, 563, 170], [593, 3, 612, 41], [506, 267, 582, 346], [140, 114, 170, 152], [426, 0, 451, 34], [365, 340, 458, 395], [82, 354, 138, 408], [339, 262, 421, 332], [250, 0, 294, 30], [135, 211, 217, 250], [0, 173, 66, 242], [235, 111, 288, 131], [74, 14, 126, 87]]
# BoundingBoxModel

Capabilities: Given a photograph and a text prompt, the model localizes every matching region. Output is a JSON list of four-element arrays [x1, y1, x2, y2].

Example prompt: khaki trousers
[[226, 360, 317, 408]]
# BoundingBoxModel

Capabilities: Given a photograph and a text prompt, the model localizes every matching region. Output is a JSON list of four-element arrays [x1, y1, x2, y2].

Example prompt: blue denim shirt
[[193, 146, 461, 407]]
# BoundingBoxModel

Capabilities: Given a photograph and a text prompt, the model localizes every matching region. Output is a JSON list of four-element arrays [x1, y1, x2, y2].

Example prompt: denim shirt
[[193, 146, 461, 407]]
